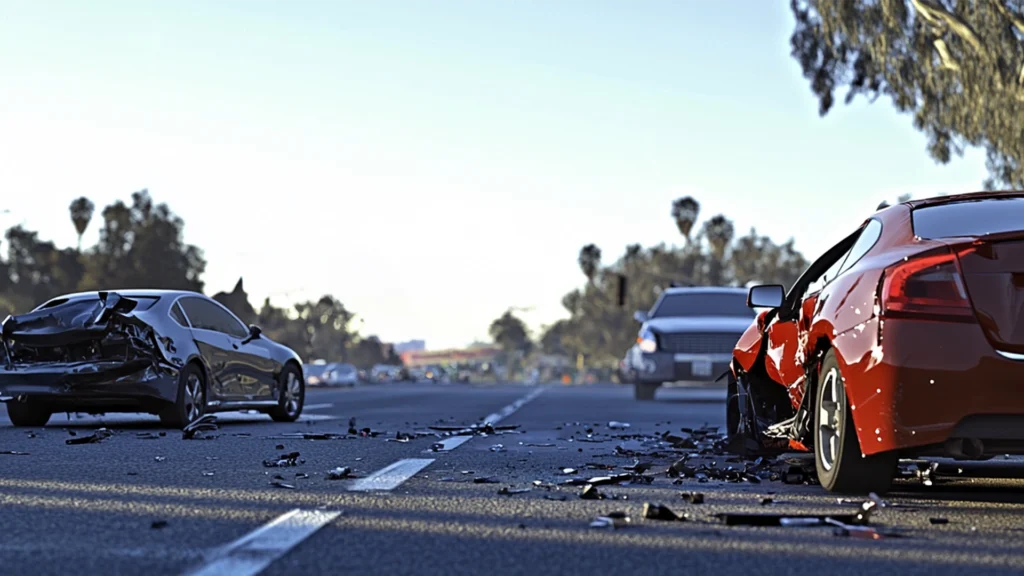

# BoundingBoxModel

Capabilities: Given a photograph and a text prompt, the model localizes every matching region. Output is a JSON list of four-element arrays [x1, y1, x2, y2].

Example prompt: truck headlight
[[637, 329, 657, 353]]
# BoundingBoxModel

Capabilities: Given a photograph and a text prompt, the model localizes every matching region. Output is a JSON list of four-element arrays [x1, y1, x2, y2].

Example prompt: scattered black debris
[[525, 443, 556, 448], [473, 477, 501, 484], [430, 443, 446, 452], [151, 520, 169, 529], [929, 517, 949, 525], [498, 487, 532, 496], [760, 497, 774, 505], [270, 480, 296, 489], [716, 513, 862, 527], [590, 511, 631, 529], [295, 472, 310, 479], [0, 450, 29, 455], [680, 492, 705, 504], [65, 428, 112, 445], [428, 422, 521, 437], [327, 467, 355, 480], [580, 485, 604, 500], [276, 444, 285, 450], [182, 415, 218, 440], [643, 503, 688, 521], [136, 432, 164, 440], [263, 452, 303, 468]]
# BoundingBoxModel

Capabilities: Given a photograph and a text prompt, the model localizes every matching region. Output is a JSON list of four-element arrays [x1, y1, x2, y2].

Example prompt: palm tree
[[577, 244, 601, 283], [671, 196, 700, 242], [68, 197, 95, 251], [704, 214, 735, 259]]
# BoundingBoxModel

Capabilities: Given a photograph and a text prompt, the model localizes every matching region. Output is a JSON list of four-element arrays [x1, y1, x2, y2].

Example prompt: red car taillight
[[879, 248, 975, 322]]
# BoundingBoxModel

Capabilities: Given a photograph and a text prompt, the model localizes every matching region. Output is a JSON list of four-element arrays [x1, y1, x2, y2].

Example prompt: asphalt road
[[2, 381, 1024, 576]]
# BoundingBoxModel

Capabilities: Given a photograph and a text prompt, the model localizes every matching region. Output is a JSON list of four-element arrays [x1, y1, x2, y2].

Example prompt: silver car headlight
[[637, 328, 657, 353]]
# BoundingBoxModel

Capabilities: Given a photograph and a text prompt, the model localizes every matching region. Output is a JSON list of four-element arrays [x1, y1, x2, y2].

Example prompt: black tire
[[814, 349, 898, 494], [269, 364, 304, 422], [634, 382, 659, 401], [7, 400, 51, 427], [726, 375, 741, 443], [159, 363, 207, 429]]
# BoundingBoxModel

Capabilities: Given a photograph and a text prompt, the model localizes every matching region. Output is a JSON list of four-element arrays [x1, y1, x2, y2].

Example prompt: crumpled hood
[[644, 315, 754, 334]]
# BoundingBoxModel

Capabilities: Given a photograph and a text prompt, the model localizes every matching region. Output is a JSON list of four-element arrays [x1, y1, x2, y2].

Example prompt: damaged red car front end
[[728, 191, 1024, 494]]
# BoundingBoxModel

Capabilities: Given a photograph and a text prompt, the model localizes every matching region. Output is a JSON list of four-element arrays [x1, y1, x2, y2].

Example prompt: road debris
[[473, 477, 501, 484], [929, 517, 949, 525], [327, 467, 355, 480], [182, 415, 218, 440], [608, 421, 631, 430], [151, 520, 169, 529], [590, 511, 631, 529], [642, 503, 689, 521], [154, 456, 166, 462], [136, 432, 165, 439], [0, 450, 29, 455], [680, 492, 705, 504], [65, 428, 112, 445], [270, 480, 296, 489], [498, 486, 532, 495], [428, 422, 521, 437], [580, 485, 604, 500], [263, 451, 303, 467]]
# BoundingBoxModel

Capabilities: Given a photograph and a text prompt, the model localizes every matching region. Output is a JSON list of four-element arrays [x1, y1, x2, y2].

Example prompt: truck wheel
[[814, 349, 898, 494], [635, 382, 659, 401], [7, 400, 51, 427]]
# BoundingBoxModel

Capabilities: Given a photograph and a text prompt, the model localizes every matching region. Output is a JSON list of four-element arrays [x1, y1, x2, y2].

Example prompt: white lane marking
[[483, 386, 546, 425], [302, 403, 333, 411], [350, 387, 548, 490], [424, 435, 473, 453], [347, 458, 436, 492], [182, 508, 341, 576]]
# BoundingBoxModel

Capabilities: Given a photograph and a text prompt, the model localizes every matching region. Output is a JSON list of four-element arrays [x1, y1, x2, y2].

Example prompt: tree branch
[[933, 38, 960, 70], [911, 0, 989, 57]]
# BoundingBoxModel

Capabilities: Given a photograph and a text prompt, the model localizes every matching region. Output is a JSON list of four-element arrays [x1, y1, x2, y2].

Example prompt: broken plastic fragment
[[182, 414, 218, 439], [65, 428, 112, 445], [327, 467, 353, 480], [642, 502, 688, 521], [608, 421, 631, 430]]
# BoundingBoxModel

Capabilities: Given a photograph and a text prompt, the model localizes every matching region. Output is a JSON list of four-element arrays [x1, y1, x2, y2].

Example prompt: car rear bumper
[[0, 360, 180, 410], [633, 352, 731, 384], [841, 317, 1024, 457]]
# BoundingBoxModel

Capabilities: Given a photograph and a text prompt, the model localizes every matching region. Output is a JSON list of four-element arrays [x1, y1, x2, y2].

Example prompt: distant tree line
[[0, 189, 401, 368], [489, 196, 812, 370]]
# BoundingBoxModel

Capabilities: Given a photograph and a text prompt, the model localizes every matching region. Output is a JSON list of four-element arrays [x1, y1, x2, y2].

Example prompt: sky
[[0, 0, 992, 350]]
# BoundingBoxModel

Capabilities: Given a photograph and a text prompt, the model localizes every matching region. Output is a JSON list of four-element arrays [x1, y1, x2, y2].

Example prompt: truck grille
[[658, 332, 742, 354]]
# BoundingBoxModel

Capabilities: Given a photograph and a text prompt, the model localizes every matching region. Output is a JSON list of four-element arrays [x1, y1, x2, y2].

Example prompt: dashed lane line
[[181, 508, 342, 576]]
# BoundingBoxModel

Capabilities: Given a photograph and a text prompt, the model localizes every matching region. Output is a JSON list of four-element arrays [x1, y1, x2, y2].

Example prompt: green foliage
[[541, 196, 809, 367], [1, 190, 398, 369], [790, 0, 1024, 189]]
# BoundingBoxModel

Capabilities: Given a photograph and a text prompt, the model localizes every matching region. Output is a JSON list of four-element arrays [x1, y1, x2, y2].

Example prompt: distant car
[[624, 286, 755, 401], [730, 192, 1024, 494], [304, 363, 329, 386], [0, 290, 305, 429], [321, 363, 359, 387]]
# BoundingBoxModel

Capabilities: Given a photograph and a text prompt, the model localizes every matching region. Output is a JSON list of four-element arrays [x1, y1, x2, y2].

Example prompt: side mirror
[[241, 324, 262, 344], [747, 285, 785, 309], [633, 310, 649, 323]]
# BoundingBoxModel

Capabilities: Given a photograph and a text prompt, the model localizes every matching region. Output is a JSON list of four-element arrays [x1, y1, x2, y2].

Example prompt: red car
[[729, 191, 1024, 494]]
